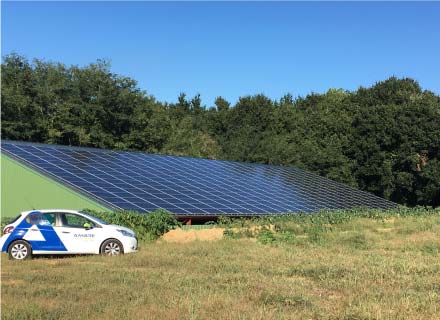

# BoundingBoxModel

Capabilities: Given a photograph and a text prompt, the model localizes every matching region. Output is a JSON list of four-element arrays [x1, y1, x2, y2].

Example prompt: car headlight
[[117, 229, 135, 238]]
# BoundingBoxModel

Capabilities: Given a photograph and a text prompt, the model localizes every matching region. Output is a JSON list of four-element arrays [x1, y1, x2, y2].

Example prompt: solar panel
[[1, 140, 397, 216]]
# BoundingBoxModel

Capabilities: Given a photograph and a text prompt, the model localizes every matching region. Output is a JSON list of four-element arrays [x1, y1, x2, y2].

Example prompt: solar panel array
[[1, 141, 397, 216]]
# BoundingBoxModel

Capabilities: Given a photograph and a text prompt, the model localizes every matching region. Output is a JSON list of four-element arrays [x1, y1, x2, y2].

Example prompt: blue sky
[[2, 1, 439, 106]]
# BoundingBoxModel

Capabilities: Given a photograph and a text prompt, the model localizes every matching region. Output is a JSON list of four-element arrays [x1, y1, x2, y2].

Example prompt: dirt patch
[[161, 228, 225, 243], [1, 279, 25, 286], [161, 225, 275, 243], [376, 228, 393, 233]]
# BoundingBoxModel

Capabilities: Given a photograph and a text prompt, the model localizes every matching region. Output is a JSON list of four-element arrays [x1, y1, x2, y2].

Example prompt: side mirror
[[83, 223, 93, 230]]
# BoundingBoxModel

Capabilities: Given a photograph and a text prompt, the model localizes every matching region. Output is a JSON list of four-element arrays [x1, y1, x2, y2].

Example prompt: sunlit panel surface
[[1, 141, 397, 215]]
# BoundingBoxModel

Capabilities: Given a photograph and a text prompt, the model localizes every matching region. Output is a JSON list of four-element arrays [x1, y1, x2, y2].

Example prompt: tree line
[[2, 53, 439, 207]]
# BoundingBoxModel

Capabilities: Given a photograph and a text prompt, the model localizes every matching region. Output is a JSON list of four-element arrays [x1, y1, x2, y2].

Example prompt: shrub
[[83, 208, 181, 240], [217, 207, 440, 245], [223, 229, 240, 239], [1, 216, 16, 230], [257, 230, 276, 244]]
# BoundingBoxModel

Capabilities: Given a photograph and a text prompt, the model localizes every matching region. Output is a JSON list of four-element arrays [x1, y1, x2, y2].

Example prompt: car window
[[61, 213, 95, 228], [79, 211, 109, 225], [26, 213, 56, 226]]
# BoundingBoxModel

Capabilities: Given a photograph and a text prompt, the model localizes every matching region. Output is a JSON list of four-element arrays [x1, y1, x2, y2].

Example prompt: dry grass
[[162, 228, 225, 243], [1, 215, 440, 320]]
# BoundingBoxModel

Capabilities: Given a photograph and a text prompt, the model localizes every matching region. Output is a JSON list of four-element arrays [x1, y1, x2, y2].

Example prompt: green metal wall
[[1, 154, 109, 218]]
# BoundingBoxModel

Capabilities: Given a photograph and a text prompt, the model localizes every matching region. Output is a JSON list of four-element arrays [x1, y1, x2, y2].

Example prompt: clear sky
[[2, 1, 439, 106]]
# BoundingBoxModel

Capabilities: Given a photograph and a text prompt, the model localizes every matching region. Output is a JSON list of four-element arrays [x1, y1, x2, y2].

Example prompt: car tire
[[100, 239, 124, 256], [8, 240, 32, 260]]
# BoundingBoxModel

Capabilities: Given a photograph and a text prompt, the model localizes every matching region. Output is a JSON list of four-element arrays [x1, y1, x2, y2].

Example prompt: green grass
[[2, 210, 440, 319]]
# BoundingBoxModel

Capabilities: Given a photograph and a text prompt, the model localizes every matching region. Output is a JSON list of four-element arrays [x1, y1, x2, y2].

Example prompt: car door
[[56, 212, 101, 254], [23, 212, 66, 252]]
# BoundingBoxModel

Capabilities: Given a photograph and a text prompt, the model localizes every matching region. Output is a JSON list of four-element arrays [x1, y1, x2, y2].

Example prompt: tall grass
[[219, 207, 440, 245]]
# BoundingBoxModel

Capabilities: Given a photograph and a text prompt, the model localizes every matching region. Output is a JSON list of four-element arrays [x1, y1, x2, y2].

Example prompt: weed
[[257, 230, 276, 244], [420, 242, 440, 255], [261, 292, 313, 309], [343, 233, 371, 250]]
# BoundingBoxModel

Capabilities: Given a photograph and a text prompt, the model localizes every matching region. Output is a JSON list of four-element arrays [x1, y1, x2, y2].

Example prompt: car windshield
[[79, 211, 110, 225]]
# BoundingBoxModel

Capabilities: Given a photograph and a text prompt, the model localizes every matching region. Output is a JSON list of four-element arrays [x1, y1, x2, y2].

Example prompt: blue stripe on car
[[1, 211, 67, 252]]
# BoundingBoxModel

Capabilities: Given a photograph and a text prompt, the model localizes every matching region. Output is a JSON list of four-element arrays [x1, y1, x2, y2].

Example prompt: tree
[[2, 53, 439, 207]]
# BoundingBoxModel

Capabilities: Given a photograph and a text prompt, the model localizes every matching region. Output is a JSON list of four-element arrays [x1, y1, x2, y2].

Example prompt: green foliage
[[83, 208, 181, 240], [1, 216, 15, 230], [342, 233, 371, 250], [217, 207, 440, 246], [223, 229, 243, 239], [256, 229, 276, 244], [2, 54, 440, 207], [0, 209, 181, 239]]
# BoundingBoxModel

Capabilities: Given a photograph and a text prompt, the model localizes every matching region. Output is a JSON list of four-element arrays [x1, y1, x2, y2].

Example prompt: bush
[[216, 207, 440, 245], [83, 208, 181, 240], [257, 230, 276, 244], [1, 216, 16, 230]]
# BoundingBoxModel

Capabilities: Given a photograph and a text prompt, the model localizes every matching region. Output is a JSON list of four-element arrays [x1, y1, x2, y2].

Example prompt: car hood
[[106, 224, 136, 236]]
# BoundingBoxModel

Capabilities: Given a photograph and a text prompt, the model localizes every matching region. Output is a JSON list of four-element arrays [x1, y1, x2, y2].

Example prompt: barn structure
[[1, 140, 396, 220]]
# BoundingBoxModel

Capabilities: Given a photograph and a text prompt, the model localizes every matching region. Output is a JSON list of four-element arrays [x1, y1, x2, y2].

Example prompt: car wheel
[[8, 240, 32, 260], [101, 239, 124, 256]]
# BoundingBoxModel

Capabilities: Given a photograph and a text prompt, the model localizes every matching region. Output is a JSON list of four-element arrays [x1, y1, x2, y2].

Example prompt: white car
[[1, 209, 138, 260]]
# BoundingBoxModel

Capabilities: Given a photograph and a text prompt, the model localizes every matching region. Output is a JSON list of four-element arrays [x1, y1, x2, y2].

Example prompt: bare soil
[[161, 228, 225, 243], [161, 225, 275, 243]]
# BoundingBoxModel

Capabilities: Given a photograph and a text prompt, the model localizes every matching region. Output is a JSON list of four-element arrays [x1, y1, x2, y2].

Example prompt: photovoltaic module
[[1, 141, 396, 216]]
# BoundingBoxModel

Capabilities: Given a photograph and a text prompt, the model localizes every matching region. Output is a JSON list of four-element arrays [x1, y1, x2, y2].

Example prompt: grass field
[[1, 213, 440, 319]]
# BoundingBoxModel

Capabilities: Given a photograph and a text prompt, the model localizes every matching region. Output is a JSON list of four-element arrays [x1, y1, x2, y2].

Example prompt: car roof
[[21, 209, 82, 215]]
